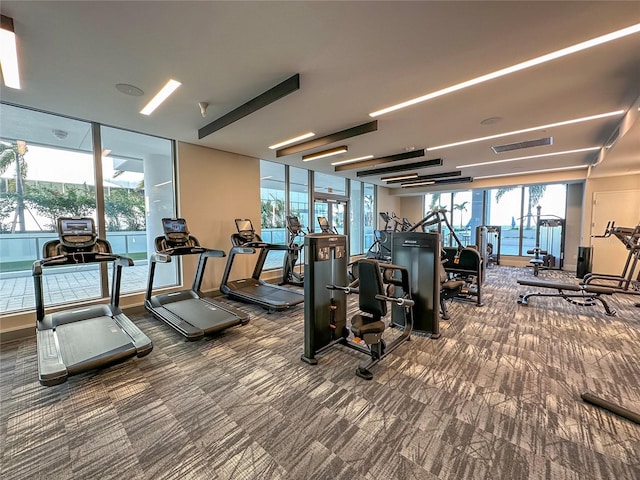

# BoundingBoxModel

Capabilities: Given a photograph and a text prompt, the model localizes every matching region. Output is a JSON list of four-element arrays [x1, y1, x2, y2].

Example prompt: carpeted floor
[[1, 266, 639, 480]]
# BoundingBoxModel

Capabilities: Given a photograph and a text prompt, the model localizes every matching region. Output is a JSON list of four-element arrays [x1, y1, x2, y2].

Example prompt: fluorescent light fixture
[[101, 149, 112, 157], [269, 132, 315, 149], [0, 15, 20, 89], [331, 155, 374, 166], [302, 146, 348, 162], [401, 180, 435, 188], [475, 165, 588, 180], [456, 147, 601, 168], [428, 111, 623, 151], [260, 176, 273, 180], [140, 79, 182, 115], [370, 23, 640, 117], [381, 173, 419, 182]]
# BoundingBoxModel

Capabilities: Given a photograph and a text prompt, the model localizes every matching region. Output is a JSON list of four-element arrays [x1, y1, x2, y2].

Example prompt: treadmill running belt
[[56, 316, 136, 373], [163, 298, 242, 332]]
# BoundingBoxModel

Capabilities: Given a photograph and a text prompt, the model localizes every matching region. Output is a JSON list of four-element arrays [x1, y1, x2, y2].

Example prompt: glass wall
[[100, 126, 176, 292], [363, 183, 375, 251], [314, 172, 346, 196], [428, 183, 568, 257], [0, 103, 176, 314], [259, 161, 286, 269], [257, 160, 376, 267], [289, 166, 309, 231], [349, 180, 363, 255], [487, 187, 523, 256]]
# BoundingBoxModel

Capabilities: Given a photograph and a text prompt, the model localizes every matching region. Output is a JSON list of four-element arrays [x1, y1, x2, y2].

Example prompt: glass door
[[313, 195, 348, 236]]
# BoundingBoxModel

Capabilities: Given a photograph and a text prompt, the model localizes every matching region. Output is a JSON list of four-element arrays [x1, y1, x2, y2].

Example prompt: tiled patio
[[0, 264, 150, 314]]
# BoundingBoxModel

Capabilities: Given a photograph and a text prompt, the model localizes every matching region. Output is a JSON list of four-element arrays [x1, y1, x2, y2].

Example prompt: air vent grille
[[491, 137, 552, 153]]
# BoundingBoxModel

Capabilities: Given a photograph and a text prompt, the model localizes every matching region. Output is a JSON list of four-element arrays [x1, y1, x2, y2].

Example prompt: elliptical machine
[[280, 215, 306, 287]]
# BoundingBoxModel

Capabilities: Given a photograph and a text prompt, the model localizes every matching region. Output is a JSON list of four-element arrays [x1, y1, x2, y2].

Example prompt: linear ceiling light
[[474, 165, 588, 180], [140, 79, 182, 115], [269, 132, 315, 149], [386, 170, 462, 184], [456, 146, 601, 169], [331, 155, 374, 166], [401, 177, 473, 188], [277, 121, 377, 157], [401, 180, 435, 188], [302, 146, 347, 162], [381, 173, 418, 182], [354, 157, 441, 177], [370, 23, 640, 117], [0, 15, 20, 89], [336, 149, 426, 172], [427, 111, 623, 151]]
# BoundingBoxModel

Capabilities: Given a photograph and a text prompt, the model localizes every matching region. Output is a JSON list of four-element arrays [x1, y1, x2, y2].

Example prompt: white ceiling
[[1, 1, 639, 191]]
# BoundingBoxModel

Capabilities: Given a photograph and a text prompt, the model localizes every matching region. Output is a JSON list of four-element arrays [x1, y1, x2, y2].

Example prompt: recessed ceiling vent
[[491, 136, 553, 154]]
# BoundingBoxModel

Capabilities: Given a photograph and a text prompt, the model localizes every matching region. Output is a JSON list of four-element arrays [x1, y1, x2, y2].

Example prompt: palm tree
[[0, 141, 28, 232], [452, 201, 469, 229]]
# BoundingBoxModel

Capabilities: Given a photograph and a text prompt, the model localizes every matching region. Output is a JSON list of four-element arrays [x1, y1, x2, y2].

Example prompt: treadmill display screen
[[318, 217, 330, 231], [60, 218, 94, 235], [235, 219, 253, 234], [163, 218, 187, 234]]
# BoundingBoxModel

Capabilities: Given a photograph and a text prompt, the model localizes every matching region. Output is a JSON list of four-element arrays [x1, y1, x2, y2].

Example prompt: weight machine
[[477, 225, 501, 267], [409, 209, 484, 307], [584, 222, 640, 295], [301, 234, 416, 380], [526, 206, 565, 276]]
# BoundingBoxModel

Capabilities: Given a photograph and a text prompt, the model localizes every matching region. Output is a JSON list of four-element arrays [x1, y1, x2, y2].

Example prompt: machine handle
[[326, 284, 359, 295], [375, 294, 415, 308]]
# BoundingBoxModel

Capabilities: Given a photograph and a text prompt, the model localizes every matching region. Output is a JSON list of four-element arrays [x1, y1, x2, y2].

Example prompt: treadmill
[[34, 217, 153, 386], [220, 218, 305, 312], [145, 218, 249, 340]]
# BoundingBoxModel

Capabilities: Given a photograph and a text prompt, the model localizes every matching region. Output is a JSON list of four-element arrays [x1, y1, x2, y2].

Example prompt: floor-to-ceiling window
[[258, 159, 376, 269], [349, 180, 363, 255], [259, 160, 287, 269], [363, 183, 375, 251], [289, 166, 309, 266], [0, 104, 177, 314], [100, 126, 176, 293], [426, 183, 567, 257], [487, 187, 523, 256]]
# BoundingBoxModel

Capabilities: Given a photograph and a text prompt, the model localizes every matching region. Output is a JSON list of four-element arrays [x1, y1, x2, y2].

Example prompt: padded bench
[[517, 278, 616, 316]]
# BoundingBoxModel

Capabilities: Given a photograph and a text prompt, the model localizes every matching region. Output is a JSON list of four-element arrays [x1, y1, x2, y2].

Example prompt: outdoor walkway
[[0, 264, 150, 314], [0, 255, 285, 315]]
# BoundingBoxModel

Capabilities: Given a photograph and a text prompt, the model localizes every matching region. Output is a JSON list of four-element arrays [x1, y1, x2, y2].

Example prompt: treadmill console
[[162, 218, 191, 245], [57, 217, 97, 249], [235, 218, 256, 243], [286, 215, 303, 235], [317, 216, 331, 233]]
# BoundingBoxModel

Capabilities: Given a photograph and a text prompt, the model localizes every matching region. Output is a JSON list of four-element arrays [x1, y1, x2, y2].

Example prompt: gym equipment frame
[[35, 217, 152, 386], [517, 278, 616, 316], [301, 234, 415, 380]]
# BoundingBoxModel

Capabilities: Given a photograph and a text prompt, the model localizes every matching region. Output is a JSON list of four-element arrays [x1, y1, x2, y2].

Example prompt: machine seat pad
[[529, 259, 544, 264], [351, 314, 385, 336], [517, 279, 615, 295]]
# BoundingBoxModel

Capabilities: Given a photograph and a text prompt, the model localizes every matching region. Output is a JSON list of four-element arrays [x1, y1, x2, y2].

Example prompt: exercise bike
[[280, 215, 307, 287]]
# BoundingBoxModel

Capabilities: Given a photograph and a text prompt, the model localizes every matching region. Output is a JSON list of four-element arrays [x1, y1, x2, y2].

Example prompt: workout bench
[[517, 278, 616, 316]]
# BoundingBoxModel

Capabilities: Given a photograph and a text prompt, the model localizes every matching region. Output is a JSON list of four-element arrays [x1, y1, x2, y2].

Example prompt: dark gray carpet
[[1, 266, 640, 480]]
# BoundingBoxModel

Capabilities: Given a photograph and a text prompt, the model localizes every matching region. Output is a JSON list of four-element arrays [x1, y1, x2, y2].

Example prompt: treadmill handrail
[[33, 251, 131, 272]]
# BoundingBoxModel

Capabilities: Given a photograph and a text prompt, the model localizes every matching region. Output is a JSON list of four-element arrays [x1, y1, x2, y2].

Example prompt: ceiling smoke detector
[[115, 83, 144, 96], [51, 129, 68, 140]]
